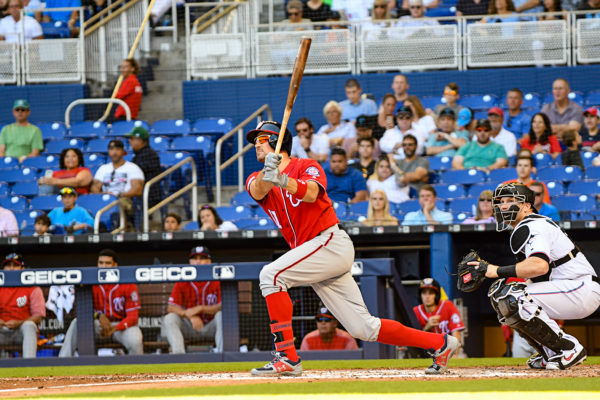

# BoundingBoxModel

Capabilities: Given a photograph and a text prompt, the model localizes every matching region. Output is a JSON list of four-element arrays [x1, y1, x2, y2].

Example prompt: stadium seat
[[543, 91, 585, 107], [45, 138, 85, 154], [231, 191, 255, 208], [499, 92, 541, 110], [40, 21, 70, 38], [0, 157, 19, 171], [420, 96, 445, 110], [447, 198, 477, 214], [488, 168, 516, 183], [171, 135, 214, 156], [0, 195, 29, 211], [432, 184, 466, 200], [545, 181, 566, 197], [86, 138, 112, 153], [586, 166, 600, 179], [12, 181, 39, 197], [439, 169, 486, 185], [536, 166, 583, 182], [0, 167, 39, 183], [568, 180, 600, 196], [585, 90, 600, 107], [424, 6, 455, 17], [159, 151, 192, 167], [452, 212, 471, 223], [69, 121, 108, 139], [150, 119, 191, 136], [427, 156, 453, 171], [467, 182, 499, 197], [215, 205, 254, 220], [77, 194, 120, 229], [349, 201, 369, 215], [30, 195, 63, 211], [245, 217, 277, 230], [14, 210, 44, 231], [149, 136, 171, 152], [183, 221, 199, 231], [110, 120, 150, 136], [21, 155, 60, 170], [581, 151, 598, 169], [192, 118, 234, 135], [0, 182, 9, 197], [533, 153, 554, 168], [393, 199, 446, 214], [84, 153, 107, 169], [459, 94, 498, 111], [38, 122, 67, 141], [552, 194, 597, 212]]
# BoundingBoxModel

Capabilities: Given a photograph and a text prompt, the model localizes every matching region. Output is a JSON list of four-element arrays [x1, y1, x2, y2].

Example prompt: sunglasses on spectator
[[60, 187, 76, 196], [397, 115, 412, 120], [479, 198, 492, 202], [374, 4, 386, 8], [14, 108, 28, 112], [444, 90, 457, 96], [288, 11, 300, 16], [410, 5, 422, 8], [476, 127, 490, 132], [316, 317, 333, 322], [255, 135, 270, 144]]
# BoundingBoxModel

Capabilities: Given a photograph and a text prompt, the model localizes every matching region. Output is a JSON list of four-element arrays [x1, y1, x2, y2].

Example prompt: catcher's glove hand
[[457, 250, 489, 292]]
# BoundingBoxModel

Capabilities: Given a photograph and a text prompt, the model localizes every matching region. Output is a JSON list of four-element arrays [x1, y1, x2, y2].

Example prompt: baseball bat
[[275, 37, 312, 155]]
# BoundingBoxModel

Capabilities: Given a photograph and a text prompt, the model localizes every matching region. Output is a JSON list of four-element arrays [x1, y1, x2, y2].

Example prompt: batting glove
[[265, 152, 282, 170], [263, 167, 289, 188]]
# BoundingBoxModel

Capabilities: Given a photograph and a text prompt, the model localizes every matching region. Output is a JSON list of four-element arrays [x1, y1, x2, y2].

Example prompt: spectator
[[520, 113, 562, 159], [367, 155, 411, 204], [0, 205, 18, 237], [402, 184, 452, 225], [462, 190, 495, 224], [378, 93, 398, 132], [42, 0, 81, 36], [339, 78, 378, 123], [413, 278, 465, 344], [163, 212, 181, 232], [0, 0, 8, 14], [0, 0, 43, 43], [303, 0, 334, 23], [48, 187, 94, 235], [33, 214, 51, 236], [530, 181, 560, 221], [291, 118, 329, 163], [452, 119, 508, 171], [404, 95, 437, 134], [126, 127, 162, 210], [83, 0, 107, 20], [363, 0, 392, 34], [502, 155, 551, 204], [577, 0, 600, 14], [60, 249, 143, 357], [381, 106, 426, 159], [343, 115, 381, 159], [513, 0, 543, 13], [389, 134, 430, 192], [324, 147, 368, 203], [0, 253, 46, 358], [397, 0, 440, 30], [150, 0, 182, 28], [0, 99, 43, 162], [277, 0, 312, 31], [457, 0, 491, 15], [331, 0, 371, 21], [580, 107, 600, 152], [540, 78, 583, 139], [433, 83, 463, 117], [300, 304, 358, 351], [316, 101, 357, 147], [539, 0, 564, 19], [199, 205, 238, 232], [487, 107, 517, 157], [362, 189, 399, 226], [37, 148, 93, 195], [426, 108, 469, 157], [457, 107, 476, 139], [349, 137, 377, 180], [480, 0, 520, 23], [503, 88, 531, 139], [561, 130, 585, 171], [114, 59, 143, 121], [161, 246, 223, 353], [391, 74, 410, 103]]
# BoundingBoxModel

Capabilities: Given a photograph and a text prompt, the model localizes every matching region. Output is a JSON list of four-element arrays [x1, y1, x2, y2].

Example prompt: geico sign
[[135, 267, 197, 282], [21, 270, 82, 285]]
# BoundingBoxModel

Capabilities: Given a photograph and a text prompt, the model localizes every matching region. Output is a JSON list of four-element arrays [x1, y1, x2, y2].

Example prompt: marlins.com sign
[[136, 266, 197, 282], [21, 270, 82, 285]]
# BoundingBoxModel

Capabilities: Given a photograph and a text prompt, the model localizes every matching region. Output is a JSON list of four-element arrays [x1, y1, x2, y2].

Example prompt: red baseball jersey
[[300, 328, 359, 351], [115, 74, 143, 119], [93, 284, 140, 328], [168, 281, 221, 324], [246, 158, 339, 249], [413, 300, 465, 335], [0, 286, 46, 321]]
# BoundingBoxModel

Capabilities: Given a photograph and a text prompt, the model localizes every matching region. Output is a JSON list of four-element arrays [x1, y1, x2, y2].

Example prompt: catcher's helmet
[[2, 253, 24, 268], [492, 183, 536, 232], [418, 277, 441, 304], [246, 121, 292, 155]]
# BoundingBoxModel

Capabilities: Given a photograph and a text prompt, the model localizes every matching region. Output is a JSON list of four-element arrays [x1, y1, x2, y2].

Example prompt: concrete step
[[146, 79, 182, 94], [151, 68, 186, 81]]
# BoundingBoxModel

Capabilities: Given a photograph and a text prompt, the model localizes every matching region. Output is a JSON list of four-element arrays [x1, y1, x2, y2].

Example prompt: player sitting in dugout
[[300, 304, 358, 351]]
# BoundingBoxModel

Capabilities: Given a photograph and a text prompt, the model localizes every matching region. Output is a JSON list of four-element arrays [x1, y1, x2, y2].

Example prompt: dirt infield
[[0, 365, 598, 398]]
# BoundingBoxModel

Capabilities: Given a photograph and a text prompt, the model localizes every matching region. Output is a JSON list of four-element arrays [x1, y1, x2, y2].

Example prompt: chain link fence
[[575, 13, 600, 64], [0, 42, 18, 84], [24, 39, 83, 83]]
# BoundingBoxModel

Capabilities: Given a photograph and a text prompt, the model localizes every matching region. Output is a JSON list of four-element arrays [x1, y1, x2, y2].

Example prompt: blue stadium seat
[[424, 6, 455, 17], [488, 168, 516, 183], [349, 201, 369, 215], [395, 200, 420, 214], [12, 181, 39, 197], [586, 166, 600, 179], [543, 91, 585, 107], [0, 182, 9, 197], [215, 205, 254, 220], [183, 221, 199, 231], [86, 138, 112, 153], [420, 96, 445, 110], [77, 194, 120, 229], [533, 153, 554, 168], [192, 118, 234, 135], [467, 182, 498, 197], [552, 194, 597, 212], [109, 120, 150, 136], [40, 21, 70, 38], [585, 91, 600, 107], [581, 151, 598, 169], [171, 135, 214, 156], [427, 156, 453, 171], [14, 210, 44, 231], [0, 157, 19, 171], [459, 94, 498, 111], [21, 155, 60, 170], [149, 136, 171, 152], [545, 181, 566, 197], [150, 119, 191, 136], [452, 212, 471, 223], [30, 195, 63, 211], [447, 198, 477, 214], [159, 151, 192, 167], [245, 217, 277, 230], [440, 0, 457, 4], [69, 121, 108, 139], [38, 122, 67, 141], [231, 191, 255, 208], [439, 169, 486, 185], [432, 184, 466, 200], [536, 166, 583, 182], [45, 138, 85, 154], [84, 153, 106, 168], [499, 92, 541, 110], [0, 167, 39, 183], [0, 195, 29, 211], [568, 180, 600, 196]]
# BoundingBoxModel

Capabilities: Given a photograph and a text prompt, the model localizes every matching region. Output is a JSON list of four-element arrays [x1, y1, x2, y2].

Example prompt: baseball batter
[[246, 121, 459, 376], [459, 183, 600, 369]]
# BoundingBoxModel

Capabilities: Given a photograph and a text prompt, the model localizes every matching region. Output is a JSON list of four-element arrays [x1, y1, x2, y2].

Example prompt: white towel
[[46, 285, 75, 324]]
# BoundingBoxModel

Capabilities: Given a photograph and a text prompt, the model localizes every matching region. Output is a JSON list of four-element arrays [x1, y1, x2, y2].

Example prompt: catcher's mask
[[418, 277, 441, 304], [492, 183, 536, 232], [246, 121, 292, 155]]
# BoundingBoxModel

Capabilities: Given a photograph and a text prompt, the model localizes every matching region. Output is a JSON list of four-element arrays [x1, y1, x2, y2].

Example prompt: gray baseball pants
[[58, 318, 143, 357], [0, 321, 38, 358], [161, 311, 223, 353]]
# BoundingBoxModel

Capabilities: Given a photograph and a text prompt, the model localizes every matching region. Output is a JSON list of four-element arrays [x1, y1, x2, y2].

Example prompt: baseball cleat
[[548, 342, 587, 370], [251, 352, 303, 376], [526, 353, 558, 370], [425, 334, 460, 375]]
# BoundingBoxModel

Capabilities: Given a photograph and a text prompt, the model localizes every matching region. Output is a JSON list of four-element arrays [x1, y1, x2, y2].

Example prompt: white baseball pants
[[161, 311, 223, 353], [59, 318, 143, 357]]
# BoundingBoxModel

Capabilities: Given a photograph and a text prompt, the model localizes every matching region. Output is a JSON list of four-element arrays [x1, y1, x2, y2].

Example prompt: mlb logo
[[213, 265, 235, 280], [98, 269, 120, 283], [351, 261, 364, 276], [0, 272, 4, 286]]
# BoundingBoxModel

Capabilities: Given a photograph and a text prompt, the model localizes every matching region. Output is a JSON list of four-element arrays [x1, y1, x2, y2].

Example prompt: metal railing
[[94, 199, 126, 234], [215, 104, 272, 206], [152, 0, 178, 42], [64, 98, 131, 128], [143, 156, 198, 232]]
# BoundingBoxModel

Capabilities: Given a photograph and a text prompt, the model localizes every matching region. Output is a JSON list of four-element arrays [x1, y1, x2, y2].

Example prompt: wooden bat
[[275, 37, 312, 155]]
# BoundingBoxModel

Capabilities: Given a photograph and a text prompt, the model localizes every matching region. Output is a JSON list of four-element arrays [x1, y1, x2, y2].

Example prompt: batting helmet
[[492, 183, 536, 232], [418, 277, 441, 304], [246, 121, 292, 155]]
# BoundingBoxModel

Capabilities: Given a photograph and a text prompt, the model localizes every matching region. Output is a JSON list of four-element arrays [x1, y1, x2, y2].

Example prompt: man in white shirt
[[0, 0, 44, 43], [91, 140, 144, 198], [487, 107, 517, 158], [290, 117, 329, 163], [397, 0, 440, 28], [331, 0, 371, 21], [380, 106, 426, 159]]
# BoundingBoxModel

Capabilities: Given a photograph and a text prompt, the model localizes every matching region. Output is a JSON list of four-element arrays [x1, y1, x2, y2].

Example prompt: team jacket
[[168, 281, 221, 324], [0, 286, 46, 322], [93, 283, 140, 330], [246, 158, 339, 249], [413, 300, 465, 335]]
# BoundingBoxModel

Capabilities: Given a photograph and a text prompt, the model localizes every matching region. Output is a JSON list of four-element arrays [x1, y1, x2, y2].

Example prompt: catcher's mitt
[[457, 250, 488, 292]]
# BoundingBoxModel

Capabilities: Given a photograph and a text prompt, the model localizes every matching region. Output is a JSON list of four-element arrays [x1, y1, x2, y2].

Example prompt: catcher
[[457, 183, 600, 370]]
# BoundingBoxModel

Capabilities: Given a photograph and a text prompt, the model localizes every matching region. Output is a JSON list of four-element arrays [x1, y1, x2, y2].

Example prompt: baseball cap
[[126, 126, 149, 140], [583, 107, 598, 117], [108, 139, 127, 155], [189, 246, 211, 259], [487, 106, 504, 118], [315, 304, 335, 320], [408, 0, 423, 5], [395, 105, 413, 117], [475, 119, 492, 131], [355, 115, 372, 129], [418, 277, 440, 293], [59, 186, 77, 196], [13, 99, 30, 109], [457, 108, 472, 128], [439, 108, 456, 119], [2, 253, 24, 267]]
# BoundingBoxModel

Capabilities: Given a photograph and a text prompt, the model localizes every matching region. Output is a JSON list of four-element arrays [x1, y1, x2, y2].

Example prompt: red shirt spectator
[[115, 59, 143, 120]]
